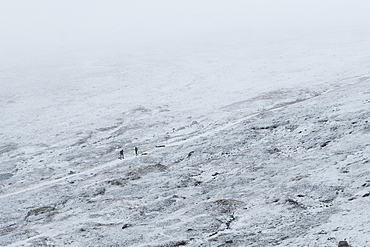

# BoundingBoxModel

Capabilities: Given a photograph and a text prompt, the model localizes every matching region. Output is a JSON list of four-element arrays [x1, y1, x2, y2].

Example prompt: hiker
[[135, 146, 138, 156], [119, 149, 124, 159]]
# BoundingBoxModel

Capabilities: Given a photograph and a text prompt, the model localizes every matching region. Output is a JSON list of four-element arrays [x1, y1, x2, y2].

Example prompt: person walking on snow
[[135, 146, 139, 156], [119, 149, 124, 159]]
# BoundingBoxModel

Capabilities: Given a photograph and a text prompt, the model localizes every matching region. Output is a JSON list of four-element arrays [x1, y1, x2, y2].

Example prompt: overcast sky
[[1, 0, 370, 52]]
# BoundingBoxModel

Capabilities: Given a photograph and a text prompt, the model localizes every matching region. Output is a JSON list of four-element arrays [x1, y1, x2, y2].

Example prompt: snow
[[1, 29, 370, 246]]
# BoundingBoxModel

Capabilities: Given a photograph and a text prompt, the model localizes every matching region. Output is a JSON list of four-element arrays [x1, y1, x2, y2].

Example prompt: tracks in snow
[[0, 81, 360, 199]]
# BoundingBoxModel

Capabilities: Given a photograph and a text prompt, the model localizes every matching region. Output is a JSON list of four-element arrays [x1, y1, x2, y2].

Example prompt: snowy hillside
[[1, 30, 370, 246]]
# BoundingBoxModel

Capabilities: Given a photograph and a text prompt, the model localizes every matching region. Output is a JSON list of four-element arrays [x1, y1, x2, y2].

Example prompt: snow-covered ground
[[1, 29, 370, 246]]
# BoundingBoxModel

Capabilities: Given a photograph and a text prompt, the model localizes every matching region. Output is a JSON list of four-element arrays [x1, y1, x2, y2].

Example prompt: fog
[[1, 0, 370, 59]]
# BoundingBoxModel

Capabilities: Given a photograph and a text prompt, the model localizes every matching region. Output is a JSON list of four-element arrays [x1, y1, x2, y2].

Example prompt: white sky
[[1, 0, 370, 53]]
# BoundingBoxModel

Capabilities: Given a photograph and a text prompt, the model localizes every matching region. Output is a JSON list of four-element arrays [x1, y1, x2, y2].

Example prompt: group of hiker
[[119, 146, 139, 159]]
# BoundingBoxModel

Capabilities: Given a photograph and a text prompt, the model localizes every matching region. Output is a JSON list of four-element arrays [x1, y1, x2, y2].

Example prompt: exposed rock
[[252, 124, 279, 130], [285, 198, 307, 209], [0, 173, 13, 181], [338, 240, 349, 247], [187, 151, 195, 158], [25, 206, 56, 219], [320, 141, 331, 147], [122, 223, 132, 229], [154, 240, 188, 247], [210, 199, 245, 214]]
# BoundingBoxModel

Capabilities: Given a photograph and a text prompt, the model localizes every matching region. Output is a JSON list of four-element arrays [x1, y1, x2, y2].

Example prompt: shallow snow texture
[[1, 30, 370, 246]]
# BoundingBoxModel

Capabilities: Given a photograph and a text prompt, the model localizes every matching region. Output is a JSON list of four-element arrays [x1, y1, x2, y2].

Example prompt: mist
[[1, 0, 370, 54]]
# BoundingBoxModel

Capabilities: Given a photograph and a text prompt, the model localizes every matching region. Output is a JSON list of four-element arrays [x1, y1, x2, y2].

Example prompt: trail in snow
[[0, 80, 364, 200], [0, 103, 311, 198]]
